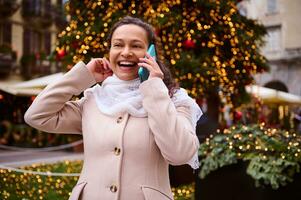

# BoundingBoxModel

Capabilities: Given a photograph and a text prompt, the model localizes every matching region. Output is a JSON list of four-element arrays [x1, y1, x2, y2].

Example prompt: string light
[[199, 123, 301, 188], [0, 160, 82, 199], [1, 160, 195, 199]]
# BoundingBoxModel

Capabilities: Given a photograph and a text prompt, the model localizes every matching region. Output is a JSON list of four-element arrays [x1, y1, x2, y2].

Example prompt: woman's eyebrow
[[131, 40, 144, 43], [113, 38, 144, 43], [112, 38, 123, 42]]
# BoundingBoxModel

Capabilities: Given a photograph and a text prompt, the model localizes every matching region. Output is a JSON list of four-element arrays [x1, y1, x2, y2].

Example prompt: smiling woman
[[24, 16, 202, 200], [108, 24, 148, 81], [106, 16, 176, 94]]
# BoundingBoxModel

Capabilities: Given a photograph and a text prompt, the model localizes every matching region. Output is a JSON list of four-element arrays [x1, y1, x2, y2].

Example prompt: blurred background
[[0, 0, 300, 199]]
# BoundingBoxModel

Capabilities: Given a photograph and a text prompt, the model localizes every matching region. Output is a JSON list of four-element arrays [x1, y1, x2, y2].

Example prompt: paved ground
[[0, 150, 83, 167]]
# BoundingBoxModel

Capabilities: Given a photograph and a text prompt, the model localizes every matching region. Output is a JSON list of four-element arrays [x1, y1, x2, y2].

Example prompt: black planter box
[[195, 162, 301, 200]]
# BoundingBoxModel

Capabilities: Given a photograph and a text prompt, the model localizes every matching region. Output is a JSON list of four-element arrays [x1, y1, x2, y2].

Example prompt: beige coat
[[24, 62, 199, 200]]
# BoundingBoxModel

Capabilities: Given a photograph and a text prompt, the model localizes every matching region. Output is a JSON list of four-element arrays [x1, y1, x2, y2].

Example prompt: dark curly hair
[[106, 16, 178, 96]]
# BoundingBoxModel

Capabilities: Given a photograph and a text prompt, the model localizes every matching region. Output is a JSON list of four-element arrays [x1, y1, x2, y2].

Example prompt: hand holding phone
[[138, 44, 156, 82]]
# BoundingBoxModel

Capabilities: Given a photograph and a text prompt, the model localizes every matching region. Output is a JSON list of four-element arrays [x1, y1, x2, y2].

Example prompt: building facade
[[0, 0, 66, 79], [239, 0, 301, 96]]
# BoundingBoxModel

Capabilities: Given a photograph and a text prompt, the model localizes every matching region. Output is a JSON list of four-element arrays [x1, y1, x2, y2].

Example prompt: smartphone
[[138, 44, 156, 82]]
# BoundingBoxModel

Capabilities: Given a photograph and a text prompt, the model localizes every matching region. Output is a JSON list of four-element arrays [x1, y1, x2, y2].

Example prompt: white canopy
[[1, 75, 301, 106], [13, 73, 64, 89], [0, 73, 64, 96], [246, 85, 301, 105]]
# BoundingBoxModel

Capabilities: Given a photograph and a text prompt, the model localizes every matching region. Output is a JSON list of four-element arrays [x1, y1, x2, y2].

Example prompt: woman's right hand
[[86, 58, 113, 82]]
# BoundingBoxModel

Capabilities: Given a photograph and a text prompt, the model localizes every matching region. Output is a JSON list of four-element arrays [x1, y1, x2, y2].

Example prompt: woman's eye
[[132, 45, 142, 48], [113, 43, 122, 47]]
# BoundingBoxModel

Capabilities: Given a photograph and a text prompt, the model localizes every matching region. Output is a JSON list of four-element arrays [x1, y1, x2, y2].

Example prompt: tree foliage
[[56, 0, 268, 106]]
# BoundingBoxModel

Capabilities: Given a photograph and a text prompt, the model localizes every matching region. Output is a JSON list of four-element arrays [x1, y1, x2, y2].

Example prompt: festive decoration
[[0, 160, 194, 199], [56, 49, 66, 60], [183, 39, 196, 49], [234, 110, 243, 121], [172, 183, 195, 200], [199, 124, 301, 189], [0, 160, 82, 199], [56, 0, 268, 108]]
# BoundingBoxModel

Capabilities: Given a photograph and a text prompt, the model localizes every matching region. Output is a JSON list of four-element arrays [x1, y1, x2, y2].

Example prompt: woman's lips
[[118, 64, 138, 72], [117, 60, 138, 71], [117, 61, 137, 67]]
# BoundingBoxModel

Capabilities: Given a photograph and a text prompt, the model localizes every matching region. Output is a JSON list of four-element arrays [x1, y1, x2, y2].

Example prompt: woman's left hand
[[138, 53, 164, 80]]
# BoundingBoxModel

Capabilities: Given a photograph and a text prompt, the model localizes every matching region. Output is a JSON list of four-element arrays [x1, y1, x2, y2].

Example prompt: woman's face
[[109, 24, 149, 81]]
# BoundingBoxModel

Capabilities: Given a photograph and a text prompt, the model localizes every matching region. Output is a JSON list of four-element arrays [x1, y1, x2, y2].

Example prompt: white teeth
[[119, 61, 135, 65]]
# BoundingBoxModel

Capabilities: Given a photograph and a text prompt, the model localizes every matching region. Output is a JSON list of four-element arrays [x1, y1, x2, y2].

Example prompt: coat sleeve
[[24, 61, 96, 134], [139, 77, 200, 165]]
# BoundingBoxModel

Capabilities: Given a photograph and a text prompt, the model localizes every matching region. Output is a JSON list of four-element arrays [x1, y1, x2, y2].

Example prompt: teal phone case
[[138, 44, 156, 82]]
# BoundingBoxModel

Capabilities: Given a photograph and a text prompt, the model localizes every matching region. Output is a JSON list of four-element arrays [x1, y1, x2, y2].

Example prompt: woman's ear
[[103, 57, 111, 70]]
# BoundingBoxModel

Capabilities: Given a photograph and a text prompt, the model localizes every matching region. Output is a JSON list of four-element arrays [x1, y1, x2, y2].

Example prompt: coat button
[[114, 147, 121, 156], [110, 184, 118, 193], [116, 116, 123, 123]]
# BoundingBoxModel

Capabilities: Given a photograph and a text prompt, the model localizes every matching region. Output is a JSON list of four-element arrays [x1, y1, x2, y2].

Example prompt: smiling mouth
[[118, 61, 137, 68]]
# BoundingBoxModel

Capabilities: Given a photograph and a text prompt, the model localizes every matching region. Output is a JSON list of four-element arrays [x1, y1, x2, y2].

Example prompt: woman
[[24, 16, 202, 200]]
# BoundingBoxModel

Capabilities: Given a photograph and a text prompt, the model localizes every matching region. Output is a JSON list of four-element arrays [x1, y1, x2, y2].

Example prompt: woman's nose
[[121, 47, 133, 57]]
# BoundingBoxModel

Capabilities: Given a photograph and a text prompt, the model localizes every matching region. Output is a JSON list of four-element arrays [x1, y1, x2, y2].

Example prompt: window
[[23, 0, 51, 16], [23, 29, 31, 53], [264, 26, 281, 52], [0, 23, 12, 45], [44, 32, 51, 54], [34, 0, 42, 15], [267, 0, 278, 14], [23, 29, 41, 53], [23, 29, 51, 54]]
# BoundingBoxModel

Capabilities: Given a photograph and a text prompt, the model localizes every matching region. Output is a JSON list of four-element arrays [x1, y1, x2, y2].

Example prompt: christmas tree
[[56, 0, 268, 109]]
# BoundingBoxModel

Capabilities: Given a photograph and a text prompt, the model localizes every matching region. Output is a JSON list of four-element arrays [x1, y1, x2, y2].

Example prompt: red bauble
[[234, 111, 243, 121], [183, 39, 196, 49], [57, 49, 65, 57], [56, 49, 66, 61]]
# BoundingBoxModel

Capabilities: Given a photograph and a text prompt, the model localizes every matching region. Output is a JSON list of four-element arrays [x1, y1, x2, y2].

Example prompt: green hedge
[[0, 160, 194, 199], [199, 124, 301, 189]]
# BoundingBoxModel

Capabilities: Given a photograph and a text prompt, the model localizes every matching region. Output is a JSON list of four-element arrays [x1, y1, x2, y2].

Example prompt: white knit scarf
[[85, 75, 203, 169]]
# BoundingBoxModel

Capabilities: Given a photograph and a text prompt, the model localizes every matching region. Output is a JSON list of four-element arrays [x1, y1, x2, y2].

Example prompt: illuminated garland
[[0, 160, 194, 199], [0, 160, 82, 199], [199, 123, 301, 189]]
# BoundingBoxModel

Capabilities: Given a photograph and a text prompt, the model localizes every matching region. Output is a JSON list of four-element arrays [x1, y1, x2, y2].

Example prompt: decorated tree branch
[[199, 124, 301, 189]]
